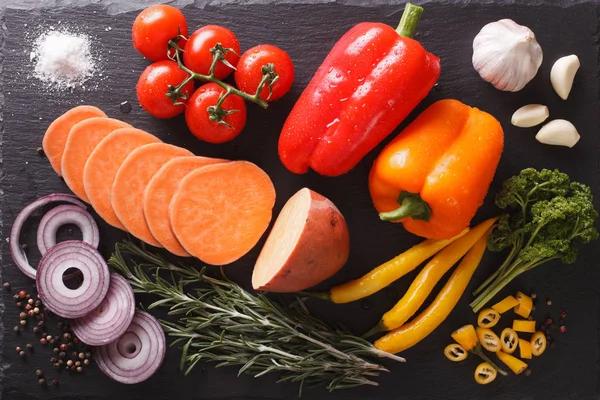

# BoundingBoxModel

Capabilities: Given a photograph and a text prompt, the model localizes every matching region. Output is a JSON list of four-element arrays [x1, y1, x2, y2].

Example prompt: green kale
[[470, 168, 599, 312]]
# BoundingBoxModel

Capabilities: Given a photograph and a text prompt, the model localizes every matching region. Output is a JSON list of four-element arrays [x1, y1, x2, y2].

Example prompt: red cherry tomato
[[234, 44, 294, 102], [137, 60, 195, 119], [185, 83, 247, 143], [184, 26, 240, 80], [132, 5, 188, 61]]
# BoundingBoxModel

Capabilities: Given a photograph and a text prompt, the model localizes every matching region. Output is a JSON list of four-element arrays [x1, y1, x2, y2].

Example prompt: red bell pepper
[[278, 3, 441, 176]]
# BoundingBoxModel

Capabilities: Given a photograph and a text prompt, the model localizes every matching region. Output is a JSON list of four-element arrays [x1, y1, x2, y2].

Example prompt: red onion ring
[[71, 273, 135, 346], [95, 311, 166, 384], [10, 194, 86, 279], [36, 241, 110, 318], [37, 204, 99, 255]]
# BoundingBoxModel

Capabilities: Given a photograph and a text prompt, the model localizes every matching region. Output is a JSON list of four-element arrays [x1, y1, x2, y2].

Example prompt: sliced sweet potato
[[112, 143, 193, 246], [143, 156, 228, 256], [61, 117, 131, 202], [169, 161, 276, 265], [83, 128, 161, 230], [43, 106, 107, 176], [252, 188, 350, 292]]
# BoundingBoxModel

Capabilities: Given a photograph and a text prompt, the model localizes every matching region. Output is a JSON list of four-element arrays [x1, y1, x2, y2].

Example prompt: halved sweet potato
[[252, 188, 350, 293]]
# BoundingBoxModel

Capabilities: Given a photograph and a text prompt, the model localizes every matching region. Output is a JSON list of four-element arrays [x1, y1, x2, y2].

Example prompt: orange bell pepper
[[368, 99, 504, 239]]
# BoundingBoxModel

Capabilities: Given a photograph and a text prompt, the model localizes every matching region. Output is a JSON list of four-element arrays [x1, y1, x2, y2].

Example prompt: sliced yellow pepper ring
[[514, 291, 533, 318], [476, 327, 501, 352], [513, 319, 536, 333], [500, 328, 518, 354], [444, 343, 468, 362], [496, 350, 528, 375], [477, 308, 500, 328], [519, 338, 533, 359], [474, 362, 497, 385], [531, 331, 547, 356], [492, 295, 520, 314]]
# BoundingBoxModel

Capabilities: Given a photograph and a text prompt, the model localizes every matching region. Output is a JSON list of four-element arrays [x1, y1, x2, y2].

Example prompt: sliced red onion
[[10, 194, 86, 279], [71, 273, 135, 346], [36, 241, 110, 318], [37, 204, 99, 255], [95, 311, 166, 384]]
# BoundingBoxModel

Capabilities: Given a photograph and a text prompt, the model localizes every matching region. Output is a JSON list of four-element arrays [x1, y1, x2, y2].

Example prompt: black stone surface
[[1, 2, 600, 399]]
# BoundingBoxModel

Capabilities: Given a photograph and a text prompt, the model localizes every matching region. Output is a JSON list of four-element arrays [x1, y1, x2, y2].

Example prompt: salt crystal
[[30, 30, 96, 90]]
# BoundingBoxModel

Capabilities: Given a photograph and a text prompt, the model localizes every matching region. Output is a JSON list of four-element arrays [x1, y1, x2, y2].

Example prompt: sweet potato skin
[[253, 189, 350, 293]]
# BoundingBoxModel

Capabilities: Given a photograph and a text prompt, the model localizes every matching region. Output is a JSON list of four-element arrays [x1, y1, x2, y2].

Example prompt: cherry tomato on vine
[[137, 60, 195, 119], [132, 5, 188, 61], [185, 83, 247, 143], [183, 26, 240, 80], [234, 44, 294, 102]]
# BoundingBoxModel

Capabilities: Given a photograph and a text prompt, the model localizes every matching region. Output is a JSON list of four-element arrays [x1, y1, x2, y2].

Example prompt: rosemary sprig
[[109, 241, 404, 394]]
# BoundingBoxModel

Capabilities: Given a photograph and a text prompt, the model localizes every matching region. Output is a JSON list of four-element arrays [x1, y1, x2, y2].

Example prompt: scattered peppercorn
[[78, 352, 85, 359], [59, 352, 66, 359], [75, 361, 81, 367], [35, 369, 43, 376], [25, 304, 32, 311], [26, 343, 33, 350], [73, 337, 80, 344], [85, 351, 92, 358], [77, 366, 83, 373], [15, 346, 22, 353], [19, 320, 27, 326], [546, 299, 552, 306], [27, 310, 34, 317], [16, 302, 22, 308], [545, 318, 553, 325], [53, 347, 59, 354], [53, 363, 60, 370], [19, 351, 26, 358], [27, 298, 34, 305], [35, 300, 41, 307], [50, 358, 57, 364], [26, 294, 31, 300], [32, 327, 39, 334], [560, 310, 567, 319], [531, 293, 537, 299], [83, 359, 90, 365], [71, 352, 78, 359], [50, 378, 58, 386], [60, 344, 67, 351], [19, 311, 27, 320], [18, 290, 26, 299], [40, 338, 47, 345], [63, 333, 71, 341], [13, 326, 20, 333], [46, 335, 52, 341], [560, 325, 567, 333], [49, 339, 55, 345], [3, 282, 10, 290], [66, 360, 73, 367], [524, 369, 532, 377], [38, 378, 46, 386]]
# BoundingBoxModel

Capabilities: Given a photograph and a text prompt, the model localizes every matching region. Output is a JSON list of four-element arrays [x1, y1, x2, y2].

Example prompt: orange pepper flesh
[[369, 99, 504, 239]]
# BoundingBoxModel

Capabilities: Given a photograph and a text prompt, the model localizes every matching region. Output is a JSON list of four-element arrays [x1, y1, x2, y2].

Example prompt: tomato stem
[[168, 40, 271, 114], [396, 3, 423, 38]]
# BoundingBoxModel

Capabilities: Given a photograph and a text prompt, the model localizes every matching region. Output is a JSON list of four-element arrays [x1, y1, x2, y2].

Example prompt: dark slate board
[[1, 2, 600, 399]]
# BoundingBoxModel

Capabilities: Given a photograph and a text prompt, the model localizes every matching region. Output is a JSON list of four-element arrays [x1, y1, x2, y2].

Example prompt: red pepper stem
[[379, 192, 431, 222], [396, 3, 424, 38]]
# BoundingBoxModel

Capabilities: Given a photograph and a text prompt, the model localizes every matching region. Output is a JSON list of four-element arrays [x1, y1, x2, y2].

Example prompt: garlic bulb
[[472, 19, 543, 92]]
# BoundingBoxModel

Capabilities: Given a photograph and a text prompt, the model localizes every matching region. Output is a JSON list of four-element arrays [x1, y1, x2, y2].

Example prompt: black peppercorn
[[50, 358, 57, 363], [53, 363, 60, 370], [16, 302, 22, 308], [3, 282, 10, 290], [19, 311, 27, 320], [85, 351, 92, 358], [63, 333, 71, 341], [18, 351, 26, 358], [50, 378, 58, 386], [59, 352, 66, 359], [26, 294, 31, 300], [26, 343, 33, 350], [71, 352, 78, 359], [32, 327, 39, 334], [38, 321, 45, 327], [35, 300, 42, 307], [35, 369, 43, 376], [53, 347, 59, 354], [13, 326, 20, 333], [38, 378, 46, 386], [20, 243, 28, 251], [15, 346, 22, 353], [73, 337, 79, 344]]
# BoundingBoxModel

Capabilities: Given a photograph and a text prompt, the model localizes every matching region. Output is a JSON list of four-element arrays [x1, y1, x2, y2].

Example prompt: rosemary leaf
[[109, 241, 404, 393]]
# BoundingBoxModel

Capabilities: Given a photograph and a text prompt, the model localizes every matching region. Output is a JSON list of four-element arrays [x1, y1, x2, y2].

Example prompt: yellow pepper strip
[[496, 350, 528, 375], [477, 308, 500, 328], [513, 319, 536, 333], [492, 295, 520, 314], [476, 327, 501, 352], [373, 230, 491, 352], [444, 343, 468, 362], [500, 328, 518, 354], [531, 331, 547, 356], [327, 229, 469, 304], [445, 325, 508, 376], [474, 362, 497, 385], [514, 291, 533, 318], [369, 218, 497, 334], [519, 338, 533, 359]]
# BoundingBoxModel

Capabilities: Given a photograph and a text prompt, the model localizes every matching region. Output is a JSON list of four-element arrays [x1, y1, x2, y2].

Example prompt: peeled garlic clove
[[550, 55, 580, 100], [472, 19, 543, 92], [535, 119, 580, 148], [511, 104, 549, 128]]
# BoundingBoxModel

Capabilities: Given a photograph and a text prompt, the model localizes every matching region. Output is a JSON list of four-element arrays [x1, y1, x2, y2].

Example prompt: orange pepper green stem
[[372, 226, 492, 354], [308, 229, 469, 304], [365, 217, 497, 337], [369, 99, 504, 239]]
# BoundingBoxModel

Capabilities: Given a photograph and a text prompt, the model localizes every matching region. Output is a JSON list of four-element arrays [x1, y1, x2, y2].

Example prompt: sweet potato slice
[[61, 117, 131, 202], [43, 106, 107, 176], [112, 143, 193, 246], [143, 156, 228, 256], [83, 128, 161, 230], [252, 188, 350, 292], [169, 161, 276, 265]]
